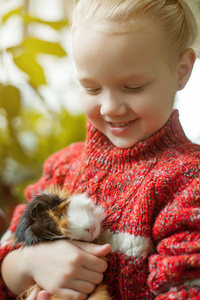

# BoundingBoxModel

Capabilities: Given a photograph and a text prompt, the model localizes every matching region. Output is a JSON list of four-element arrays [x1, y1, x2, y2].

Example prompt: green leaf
[[2, 7, 22, 24], [23, 38, 67, 57], [13, 54, 46, 87], [23, 15, 69, 30], [0, 84, 21, 119], [6, 45, 24, 57], [7, 39, 66, 58]]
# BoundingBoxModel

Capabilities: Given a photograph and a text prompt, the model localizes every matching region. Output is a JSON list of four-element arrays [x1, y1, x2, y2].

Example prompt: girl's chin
[[107, 135, 139, 149]]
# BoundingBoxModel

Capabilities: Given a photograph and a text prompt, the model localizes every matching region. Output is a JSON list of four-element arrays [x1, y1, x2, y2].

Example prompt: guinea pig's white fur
[[63, 194, 105, 242]]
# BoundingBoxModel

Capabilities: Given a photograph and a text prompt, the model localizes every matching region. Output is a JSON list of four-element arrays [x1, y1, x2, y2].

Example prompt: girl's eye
[[84, 88, 101, 95], [124, 85, 145, 93]]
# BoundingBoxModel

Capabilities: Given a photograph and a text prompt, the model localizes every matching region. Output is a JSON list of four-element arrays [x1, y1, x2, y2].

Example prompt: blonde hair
[[71, 0, 199, 57]]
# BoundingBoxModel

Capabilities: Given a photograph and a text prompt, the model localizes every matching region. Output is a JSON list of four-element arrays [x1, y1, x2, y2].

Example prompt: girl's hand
[[21, 240, 111, 300]]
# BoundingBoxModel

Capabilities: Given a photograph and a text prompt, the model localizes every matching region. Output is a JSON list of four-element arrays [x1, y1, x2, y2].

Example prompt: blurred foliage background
[[0, 0, 86, 231]]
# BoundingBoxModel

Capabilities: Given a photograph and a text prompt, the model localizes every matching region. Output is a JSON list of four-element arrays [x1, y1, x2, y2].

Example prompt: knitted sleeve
[[0, 142, 84, 299], [148, 175, 200, 299]]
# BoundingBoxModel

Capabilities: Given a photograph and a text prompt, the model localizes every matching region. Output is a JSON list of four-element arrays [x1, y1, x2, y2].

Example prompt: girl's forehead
[[73, 17, 180, 65], [73, 21, 163, 53], [73, 24, 179, 75], [73, 13, 168, 50]]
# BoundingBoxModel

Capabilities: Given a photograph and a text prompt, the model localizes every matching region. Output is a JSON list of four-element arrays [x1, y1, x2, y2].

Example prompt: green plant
[[0, 0, 86, 221]]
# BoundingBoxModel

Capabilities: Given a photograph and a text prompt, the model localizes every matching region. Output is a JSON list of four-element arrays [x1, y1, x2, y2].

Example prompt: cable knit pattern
[[0, 110, 200, 299]]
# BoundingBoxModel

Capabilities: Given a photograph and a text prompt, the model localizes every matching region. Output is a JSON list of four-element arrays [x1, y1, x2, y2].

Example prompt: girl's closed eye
[[84, 88, 101, 95], [84, 87, 102, 95], [124, 84, 147, 93], [83, 84, 149, 95]]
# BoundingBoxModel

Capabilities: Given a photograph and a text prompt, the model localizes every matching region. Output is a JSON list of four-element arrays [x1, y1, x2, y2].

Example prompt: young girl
[[1, 0, 200, 299]]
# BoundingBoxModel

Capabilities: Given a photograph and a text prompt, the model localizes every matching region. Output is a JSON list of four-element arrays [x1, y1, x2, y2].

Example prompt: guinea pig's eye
[[57, 213, 64, 219]]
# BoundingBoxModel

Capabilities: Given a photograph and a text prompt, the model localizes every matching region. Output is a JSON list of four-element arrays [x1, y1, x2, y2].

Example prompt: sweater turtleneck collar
[[84, 110, 190, 171]]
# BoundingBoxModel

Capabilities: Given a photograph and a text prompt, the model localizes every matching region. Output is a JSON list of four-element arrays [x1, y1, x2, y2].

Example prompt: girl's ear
[[177, 48, 196, 91]]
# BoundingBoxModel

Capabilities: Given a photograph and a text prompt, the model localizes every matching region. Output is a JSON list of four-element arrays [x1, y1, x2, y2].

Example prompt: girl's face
[[73, 25, 179, 148]]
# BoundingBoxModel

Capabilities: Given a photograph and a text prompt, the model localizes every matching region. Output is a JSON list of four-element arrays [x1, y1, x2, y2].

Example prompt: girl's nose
[[100, 93, 126, 116]]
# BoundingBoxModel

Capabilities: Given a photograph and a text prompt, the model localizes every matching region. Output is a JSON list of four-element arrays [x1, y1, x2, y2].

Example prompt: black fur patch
[[15, 193, 66, 246]]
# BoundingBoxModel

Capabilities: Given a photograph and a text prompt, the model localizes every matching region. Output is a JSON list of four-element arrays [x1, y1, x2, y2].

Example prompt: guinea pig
[[15, 187, 111, 300]]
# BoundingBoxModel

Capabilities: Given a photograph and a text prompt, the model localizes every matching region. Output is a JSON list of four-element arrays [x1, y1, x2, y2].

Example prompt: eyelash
[[85, 88, 101, 95], [124, 85, 145, 93], [83, 85, 146, 95]]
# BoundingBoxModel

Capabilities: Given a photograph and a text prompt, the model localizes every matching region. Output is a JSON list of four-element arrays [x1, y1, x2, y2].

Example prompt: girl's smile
[[106, 119, 139, 136], [73, 25, 182, 148]]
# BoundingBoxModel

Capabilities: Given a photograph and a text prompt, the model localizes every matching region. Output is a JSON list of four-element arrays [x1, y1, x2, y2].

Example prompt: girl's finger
[[75, 267, 104, 285], [61, 279, 95, 295], [71, 241, 111, 257], [38, 290, 51, 300], [56, 288, 87, 300]]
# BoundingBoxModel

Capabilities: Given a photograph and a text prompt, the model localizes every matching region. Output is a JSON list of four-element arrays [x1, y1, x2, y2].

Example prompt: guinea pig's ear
[[30, 202, 44, 220]]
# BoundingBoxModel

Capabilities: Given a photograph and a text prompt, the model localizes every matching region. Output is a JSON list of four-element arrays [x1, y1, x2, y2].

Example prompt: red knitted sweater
[[1, 110, 200, 300]]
